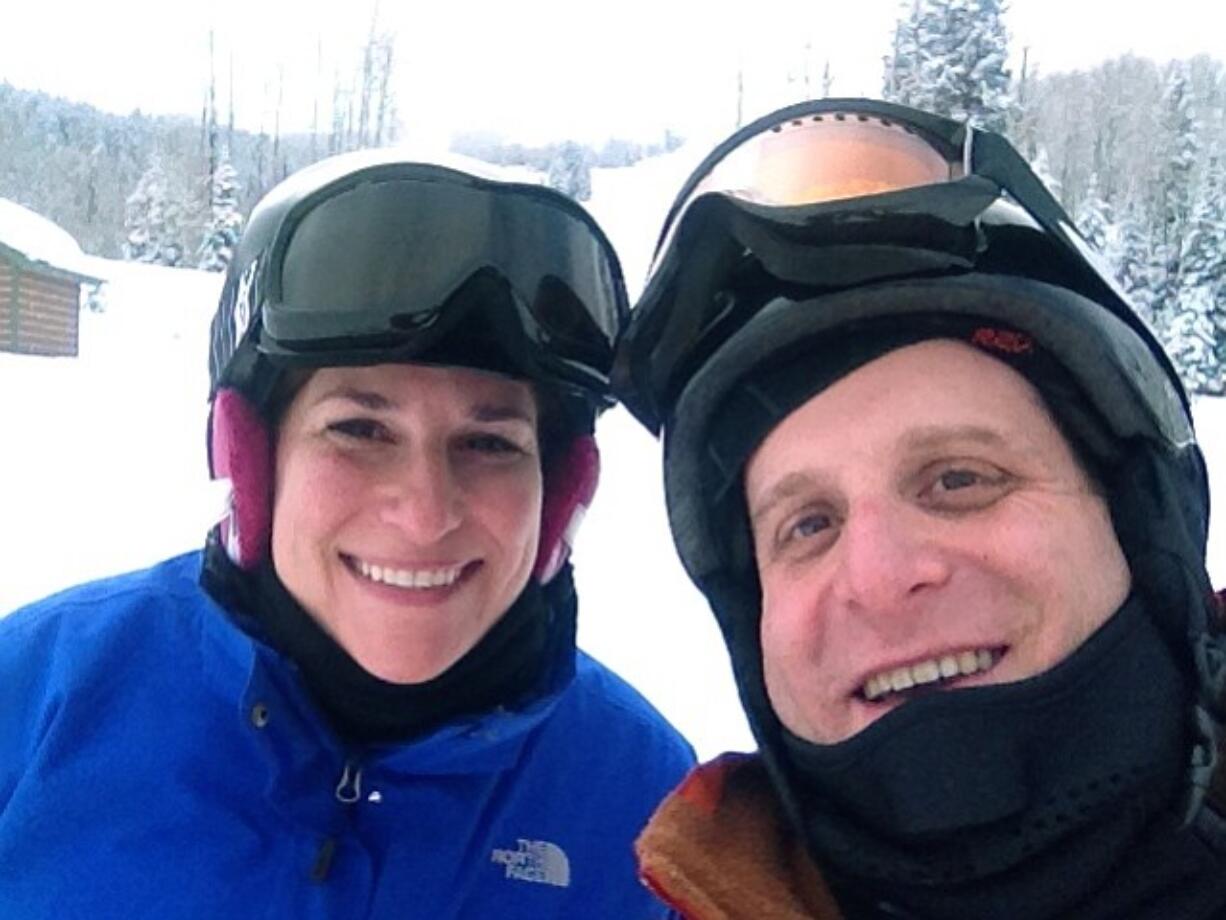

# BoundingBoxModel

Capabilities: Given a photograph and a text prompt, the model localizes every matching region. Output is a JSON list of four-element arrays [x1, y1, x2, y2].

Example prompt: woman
[[0, 152, 693, 919]]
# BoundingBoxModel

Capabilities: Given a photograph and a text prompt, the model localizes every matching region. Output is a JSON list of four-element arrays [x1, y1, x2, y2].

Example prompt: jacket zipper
[[312, 758, 363, 883]]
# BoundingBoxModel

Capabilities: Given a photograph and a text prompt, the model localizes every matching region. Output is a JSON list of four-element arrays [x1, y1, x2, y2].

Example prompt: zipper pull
[[334, 759, 363, 804]]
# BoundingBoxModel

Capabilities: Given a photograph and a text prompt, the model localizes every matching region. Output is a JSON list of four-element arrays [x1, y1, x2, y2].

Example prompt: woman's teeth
[[862, 649, 999, 702], [355, 558, 463, 589]]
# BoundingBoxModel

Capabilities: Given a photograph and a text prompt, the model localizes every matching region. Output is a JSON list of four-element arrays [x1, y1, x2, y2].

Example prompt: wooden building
[[0, 200, 101, 358]]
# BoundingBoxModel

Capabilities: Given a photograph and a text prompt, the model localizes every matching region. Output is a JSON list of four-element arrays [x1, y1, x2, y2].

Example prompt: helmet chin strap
[[207, 387, 599, 581]]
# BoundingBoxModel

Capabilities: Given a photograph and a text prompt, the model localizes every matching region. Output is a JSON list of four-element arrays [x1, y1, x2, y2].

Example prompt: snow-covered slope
[[2, 157, 1223, 760]]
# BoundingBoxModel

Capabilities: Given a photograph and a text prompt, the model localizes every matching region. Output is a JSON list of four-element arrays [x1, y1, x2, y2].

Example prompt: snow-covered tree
[[1151, 62, 1200, 333], [198, 149, 244, 272], [882, 0, 1011, 131], [1173, 158, 1226, 393], [1113, 202, 1160, 330], [1164, 300, 1219, 395], [1028, 146, 1063, 206], [546, 142, 591, 202], [123, 157, 184, 266], [1076, 174, 1114, 259]]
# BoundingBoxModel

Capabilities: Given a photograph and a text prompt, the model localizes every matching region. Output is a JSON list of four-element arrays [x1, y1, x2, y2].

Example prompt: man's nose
[[378, 449, 463, 544], [830, 499, 951, 615]]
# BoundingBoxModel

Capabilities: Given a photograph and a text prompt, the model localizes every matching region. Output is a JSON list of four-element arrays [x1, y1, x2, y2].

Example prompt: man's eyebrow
[[899, 424, 1014, 453], [748, 472, 824, 526], [748, 425, 1024, 524]]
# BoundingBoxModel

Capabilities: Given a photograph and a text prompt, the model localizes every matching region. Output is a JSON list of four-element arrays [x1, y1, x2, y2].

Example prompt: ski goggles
[[618, 98, 1176, 432], [236, 158, 627, 398]]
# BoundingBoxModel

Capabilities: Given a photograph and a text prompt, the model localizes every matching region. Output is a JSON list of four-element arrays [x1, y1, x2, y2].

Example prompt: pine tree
[[1174, 158, 1226, 393], [1152, 62, 1200, 335], [1028, 146, 1063, 205], [882, 0, 1011, 130], [123, 157, 184, 267], [546, 142, 591, 202], [1113, 202, 1160, 329], [1076, 174, 1114, 258], [198, 148, 244, 272]]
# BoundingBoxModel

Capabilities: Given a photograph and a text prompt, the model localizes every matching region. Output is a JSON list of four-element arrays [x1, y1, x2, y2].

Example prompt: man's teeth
[[356, 559, 463, 589], [863, 649, 997, 701]]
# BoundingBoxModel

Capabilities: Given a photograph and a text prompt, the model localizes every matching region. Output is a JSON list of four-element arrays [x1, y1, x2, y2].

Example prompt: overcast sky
[[3, 0, 1223, 146]]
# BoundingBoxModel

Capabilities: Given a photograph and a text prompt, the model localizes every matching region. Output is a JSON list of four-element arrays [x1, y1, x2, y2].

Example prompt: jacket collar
[[636, 753, 842, 919]]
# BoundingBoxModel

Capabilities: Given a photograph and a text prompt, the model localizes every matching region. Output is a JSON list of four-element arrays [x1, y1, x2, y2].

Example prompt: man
[[616, 99, 1226, 918]]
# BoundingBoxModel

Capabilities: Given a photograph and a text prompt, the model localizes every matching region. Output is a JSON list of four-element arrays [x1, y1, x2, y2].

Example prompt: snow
[[3, 160, 1224, 762], [0, 197, 100, 279]]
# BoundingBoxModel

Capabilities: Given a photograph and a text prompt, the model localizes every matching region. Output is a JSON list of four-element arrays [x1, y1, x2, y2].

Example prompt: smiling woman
[[272, 363, 544, 684], [0, 152, 693, 920]]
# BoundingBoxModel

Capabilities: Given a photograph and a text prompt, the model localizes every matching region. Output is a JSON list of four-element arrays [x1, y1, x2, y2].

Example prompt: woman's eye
[[461, 433, 525, 456], [327, 418, 390, 442]]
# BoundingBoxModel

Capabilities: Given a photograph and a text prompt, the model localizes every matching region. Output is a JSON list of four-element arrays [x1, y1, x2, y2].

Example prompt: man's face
[[744, 339, 1131, 744]]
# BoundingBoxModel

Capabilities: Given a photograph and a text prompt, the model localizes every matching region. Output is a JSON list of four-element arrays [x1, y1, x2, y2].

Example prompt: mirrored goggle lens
[[264, 172, 624, 368], [652, 112, 963, 274]]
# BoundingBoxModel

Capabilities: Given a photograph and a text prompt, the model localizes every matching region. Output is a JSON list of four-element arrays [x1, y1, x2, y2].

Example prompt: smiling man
[[617, 99, 1226, 919]]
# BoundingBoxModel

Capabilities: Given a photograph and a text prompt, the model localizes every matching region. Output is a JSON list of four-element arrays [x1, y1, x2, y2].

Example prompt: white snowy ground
[[2, 152, 1224, 761]]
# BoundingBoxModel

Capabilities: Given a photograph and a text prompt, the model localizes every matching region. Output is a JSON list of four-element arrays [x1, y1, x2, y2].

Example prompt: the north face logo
[[491, 838, 571, 888]]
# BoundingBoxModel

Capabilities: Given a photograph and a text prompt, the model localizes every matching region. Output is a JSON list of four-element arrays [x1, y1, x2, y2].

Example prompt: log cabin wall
[[0, 249, 81, 357]]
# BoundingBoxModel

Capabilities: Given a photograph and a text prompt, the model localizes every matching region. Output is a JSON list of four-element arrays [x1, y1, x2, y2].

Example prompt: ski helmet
[[208, 150, 629, 579], [614, 98, 1219, 811], [614, 97, 1208, 592]]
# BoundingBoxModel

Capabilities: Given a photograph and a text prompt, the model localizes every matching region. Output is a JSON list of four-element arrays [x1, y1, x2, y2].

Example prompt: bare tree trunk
[[207, 28, 217, 209], [227, 51, 235, 154], [273, 65, 284, 181], [312, 37, 322, 161], [375, 40, 394, 145]]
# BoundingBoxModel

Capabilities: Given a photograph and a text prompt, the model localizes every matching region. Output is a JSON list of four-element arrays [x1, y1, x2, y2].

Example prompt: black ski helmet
[[615, 98, 1208, 595], [614, 97, 1220, 821], [207, 150, 628, 576]]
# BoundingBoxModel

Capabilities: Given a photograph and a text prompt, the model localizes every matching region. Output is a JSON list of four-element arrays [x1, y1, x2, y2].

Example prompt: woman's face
[[271, 363, 543, 683]]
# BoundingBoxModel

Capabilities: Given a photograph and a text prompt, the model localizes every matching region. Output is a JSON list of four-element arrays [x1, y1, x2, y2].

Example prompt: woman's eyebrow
[[315, 387, 397, 411], [470, 403, 535, 425]]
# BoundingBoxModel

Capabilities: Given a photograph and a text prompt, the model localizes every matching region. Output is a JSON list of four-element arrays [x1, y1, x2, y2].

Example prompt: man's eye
[[921, 463, 1010, 509], [936, 469, 981, 491], [784, 511, 833, 545]]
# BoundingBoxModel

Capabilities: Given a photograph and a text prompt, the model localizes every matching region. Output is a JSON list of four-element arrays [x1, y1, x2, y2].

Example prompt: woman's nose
[[378, 450, 463, 544]]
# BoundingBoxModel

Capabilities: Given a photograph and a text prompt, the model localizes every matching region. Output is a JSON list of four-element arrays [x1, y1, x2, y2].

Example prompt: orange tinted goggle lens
[[681, 112, 960, 213]]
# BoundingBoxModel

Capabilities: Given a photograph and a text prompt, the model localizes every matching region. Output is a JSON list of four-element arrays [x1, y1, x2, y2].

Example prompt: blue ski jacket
[[0, 551, 694, 919]]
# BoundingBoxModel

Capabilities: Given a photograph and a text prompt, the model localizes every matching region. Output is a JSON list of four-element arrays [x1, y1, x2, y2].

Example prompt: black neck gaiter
[[202, 536, 570, 746], [782, 595, 1196, 919]]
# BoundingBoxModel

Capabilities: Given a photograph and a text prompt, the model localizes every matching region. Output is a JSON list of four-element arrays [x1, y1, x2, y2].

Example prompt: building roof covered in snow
[[0, 198, 102, 283]]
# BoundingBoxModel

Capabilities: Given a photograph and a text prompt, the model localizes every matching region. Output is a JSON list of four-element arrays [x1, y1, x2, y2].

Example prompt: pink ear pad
[[209, 388, 272, 570], [534, 435, 600, 584], [208, 388, 597, 581]]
